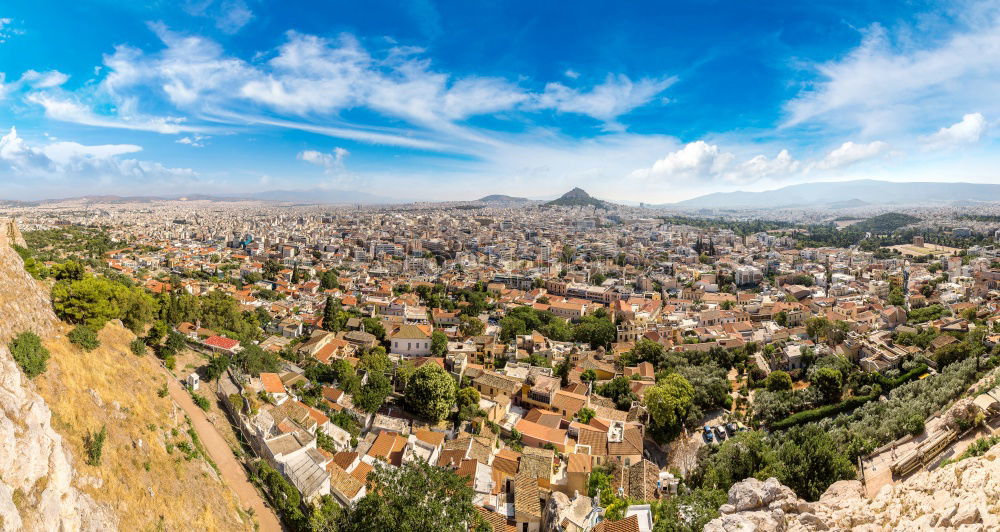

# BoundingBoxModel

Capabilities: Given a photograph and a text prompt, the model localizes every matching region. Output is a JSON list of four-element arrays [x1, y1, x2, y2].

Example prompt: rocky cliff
[[705, 445, 1000, 531], [0, 218, 113, 531]]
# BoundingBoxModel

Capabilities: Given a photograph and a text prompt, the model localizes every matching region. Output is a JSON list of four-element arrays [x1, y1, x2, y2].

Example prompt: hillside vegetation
[[35, 322, 253, 531]]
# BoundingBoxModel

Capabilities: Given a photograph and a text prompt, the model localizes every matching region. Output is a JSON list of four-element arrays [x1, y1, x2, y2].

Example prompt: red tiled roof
[[204, 335, 239, 350]]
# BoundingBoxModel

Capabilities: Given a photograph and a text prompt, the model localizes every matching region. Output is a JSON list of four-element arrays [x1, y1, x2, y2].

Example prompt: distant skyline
[[2, 0, 1000, 202]]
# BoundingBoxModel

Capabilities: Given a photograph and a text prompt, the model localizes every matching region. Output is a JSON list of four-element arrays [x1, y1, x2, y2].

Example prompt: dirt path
[[164, 370, 283, 532]]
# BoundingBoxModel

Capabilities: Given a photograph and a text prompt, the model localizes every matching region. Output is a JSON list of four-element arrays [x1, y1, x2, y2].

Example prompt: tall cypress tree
[[323, 295, 341, 332]]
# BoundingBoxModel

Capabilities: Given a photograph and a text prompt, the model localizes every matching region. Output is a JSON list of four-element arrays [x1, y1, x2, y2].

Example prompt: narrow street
[[163, 368, 283, 532]]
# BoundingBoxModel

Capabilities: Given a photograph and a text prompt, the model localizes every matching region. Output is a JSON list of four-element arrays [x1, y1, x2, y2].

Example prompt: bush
[[191, 391, 210, 411], [130, 338, 147, 356], [9, 331, 50, 379], [84, 425, 107, 466], [69, 325, 101, 351]]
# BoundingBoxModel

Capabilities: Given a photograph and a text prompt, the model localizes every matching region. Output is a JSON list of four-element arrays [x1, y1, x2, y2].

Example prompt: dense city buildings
[[6, 193, 1000, 531]]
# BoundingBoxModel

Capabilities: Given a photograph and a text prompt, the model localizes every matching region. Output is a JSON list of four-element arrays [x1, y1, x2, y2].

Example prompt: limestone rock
[[0, 218, 115, 531], [706, 438, 1000, 532]]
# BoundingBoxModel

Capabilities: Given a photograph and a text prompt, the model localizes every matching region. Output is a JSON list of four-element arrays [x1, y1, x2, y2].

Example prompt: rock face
[[0, 218, 114, 531], [706, 443, 1000, 531]]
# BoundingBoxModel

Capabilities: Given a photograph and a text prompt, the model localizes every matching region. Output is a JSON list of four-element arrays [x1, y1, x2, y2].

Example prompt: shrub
[[190, 391, 211, 411], [69, 325, 101, 351], [9, 331, 50, 378], [130, 338, 147, 356], [84, 425, 107, 466]]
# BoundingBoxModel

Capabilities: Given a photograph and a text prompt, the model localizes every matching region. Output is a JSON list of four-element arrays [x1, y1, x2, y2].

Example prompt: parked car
[[714, 425, 727, 441], [703, 425, 714, 443], [725, 422, 739, 437]]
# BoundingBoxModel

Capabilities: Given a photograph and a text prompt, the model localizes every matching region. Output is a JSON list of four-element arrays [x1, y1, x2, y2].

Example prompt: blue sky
[[1, 0, 999, 202]]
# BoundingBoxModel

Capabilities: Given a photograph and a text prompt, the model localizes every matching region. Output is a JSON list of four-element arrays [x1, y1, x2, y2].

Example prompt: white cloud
[[564, 69, 580, 80], [535, 74, 676, 124], [739, 149, 801, 180], [816, 140, 890, 170], [216, 0, 253, 34], [785, 18, 1000, 135], [0, 69, 70, 100], [19, 70, 70, 88], [0, 126, 195, 182], [0, 17, 22, 43], [26, 93, 203, 134], [298, 147, 349, 172], [629, 141, 735, 180], [176, 134, 209, 147], [922, 113, 987, 149], [26, 25, 672, 151]]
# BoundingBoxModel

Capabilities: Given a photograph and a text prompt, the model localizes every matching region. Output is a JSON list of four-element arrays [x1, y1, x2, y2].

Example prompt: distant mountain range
[[7, 188, 399, 205], [672, 180, 1000, 209], [238, 188, 395, 204], [545, 187, 611, 209]]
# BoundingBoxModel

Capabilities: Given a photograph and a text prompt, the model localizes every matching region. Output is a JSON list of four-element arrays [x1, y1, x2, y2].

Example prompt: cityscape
[[5, 1, 1000, 532]]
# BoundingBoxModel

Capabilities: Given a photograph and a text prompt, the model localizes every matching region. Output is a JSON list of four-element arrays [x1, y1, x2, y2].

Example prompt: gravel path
[[164, 370, 283, 532]]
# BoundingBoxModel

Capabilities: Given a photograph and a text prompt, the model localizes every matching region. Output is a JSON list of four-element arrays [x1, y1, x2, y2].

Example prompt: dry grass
[[35, 322, 253, 531]]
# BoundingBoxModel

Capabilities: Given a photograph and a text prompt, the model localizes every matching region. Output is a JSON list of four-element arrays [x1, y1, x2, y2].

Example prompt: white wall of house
[[391, 338, 432, 357]]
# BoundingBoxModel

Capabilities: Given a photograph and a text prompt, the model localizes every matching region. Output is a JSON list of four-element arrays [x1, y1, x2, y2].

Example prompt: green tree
[[693, 430, 779, 491], [338, 460, 477, 531], [356, 373, 392, 413], [51, 277, 120, 327], [458, 316, 485, 337], [52, 260, 85, 281], [775, 425, 856, 501], [232, 344, 280, 375], [362, 318, 386, 342], [262, 260, 281, 281], [577, 407, 596, 424], [431, 330, 448, 356], [9, 331, 50, 379], [888, 287, 905, 307], [405, 363, 457, 422], [652, 487, 727, 532], [320, 270, 340, 290], [572, 315, 616, 350], [644, 373, 695, 437], [359, 346, 391, 375], [203, 355, 231, 381], [811, 367, 843, 404], [765, 370, 792, 392], [309, 495, 343, 531], [596, 376, 637, 411], [456, 386, 482, 421], [323, 296, 342, 332]]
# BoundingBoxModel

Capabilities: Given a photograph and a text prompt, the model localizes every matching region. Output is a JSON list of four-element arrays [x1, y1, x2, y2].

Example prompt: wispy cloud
[[20, 24, 674, 155], [784, 15, 1000, 137], [0, 126, 195, 183]]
